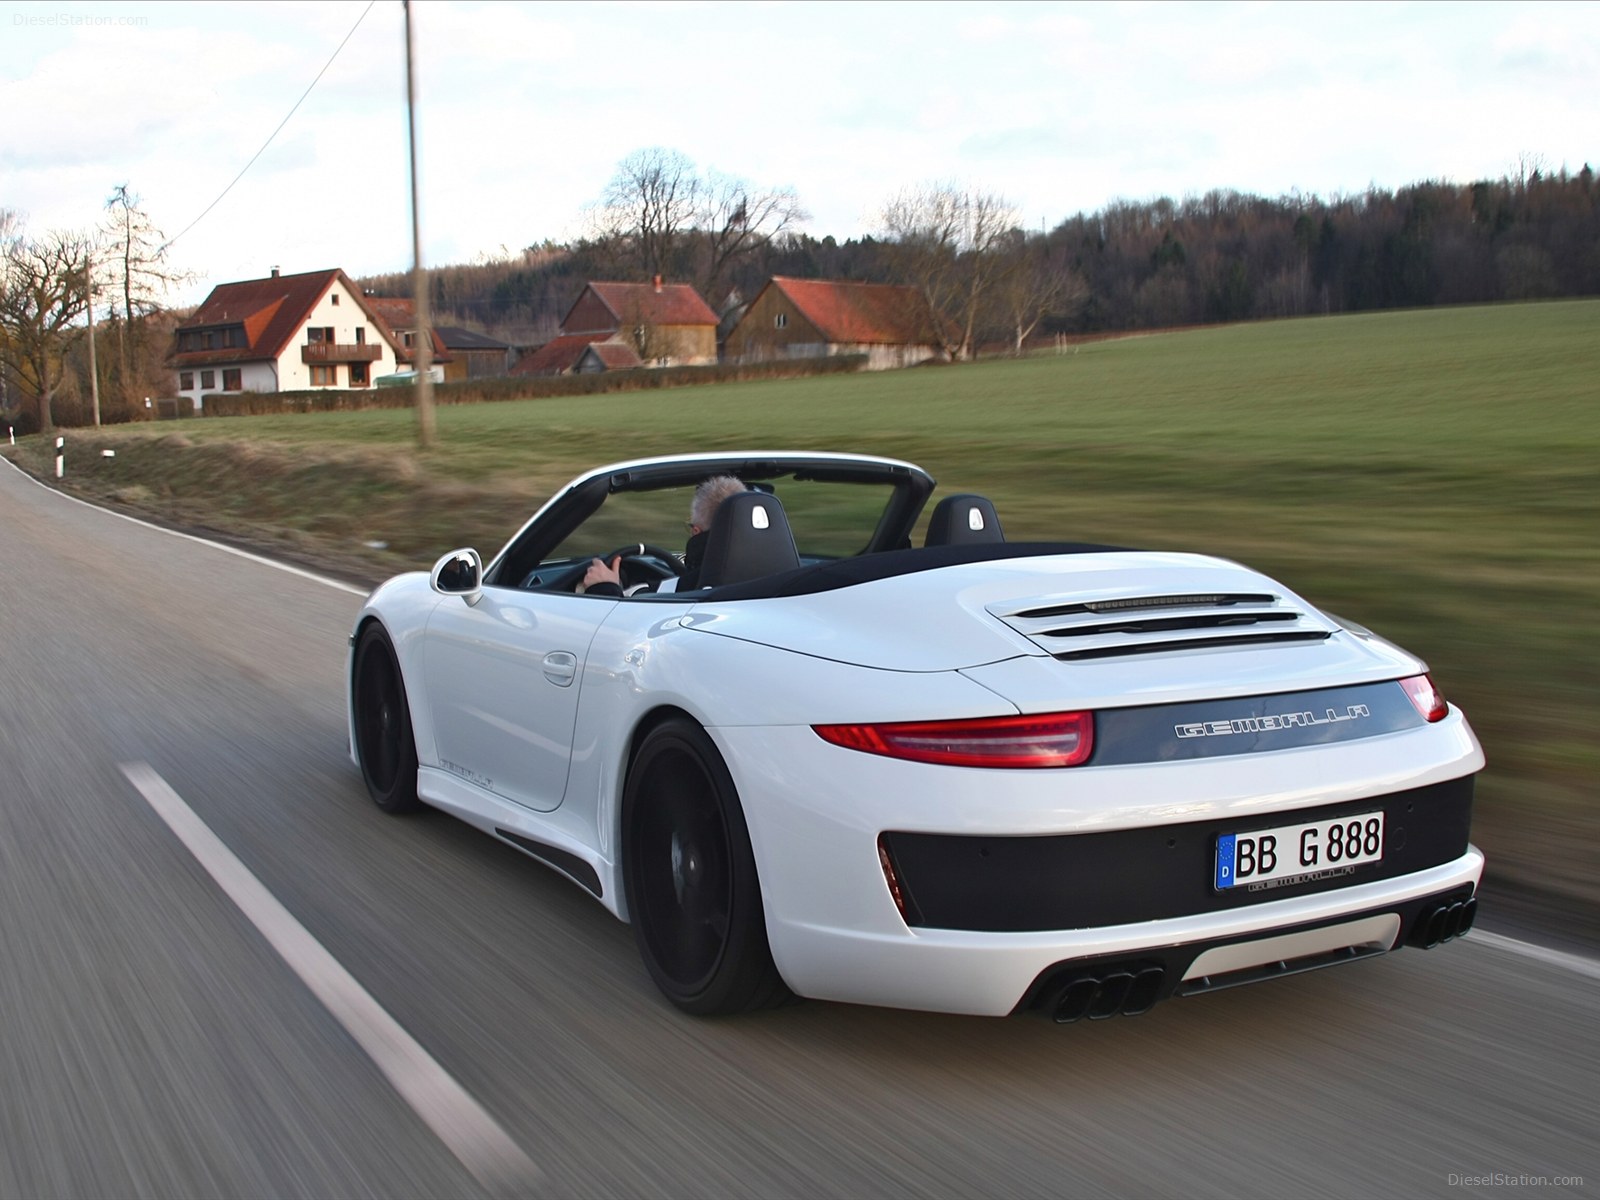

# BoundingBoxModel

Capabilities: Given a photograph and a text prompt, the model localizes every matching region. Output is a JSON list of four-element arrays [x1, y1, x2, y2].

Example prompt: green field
[[9, 299, 1598, 922]]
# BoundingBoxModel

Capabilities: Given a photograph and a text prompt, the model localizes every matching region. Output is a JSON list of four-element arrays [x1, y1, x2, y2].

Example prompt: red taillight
[[813, 711, 1094, 768], [1400, 674, 1449, 722]]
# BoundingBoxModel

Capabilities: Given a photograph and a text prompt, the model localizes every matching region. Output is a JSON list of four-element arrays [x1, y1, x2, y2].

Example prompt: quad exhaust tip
[[1411, 896, 1477, 949], [1044, 896, 1474, 1022], [1051, 966, 1165, 1023]]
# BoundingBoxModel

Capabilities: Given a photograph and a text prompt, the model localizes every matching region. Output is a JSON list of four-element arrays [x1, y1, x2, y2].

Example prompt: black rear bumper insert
[[881, 775, 1474, 932]]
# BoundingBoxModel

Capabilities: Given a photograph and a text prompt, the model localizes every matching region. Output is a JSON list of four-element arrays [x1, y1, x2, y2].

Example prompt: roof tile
[[170, 269, 402, 365], [583, 281, 718, 328], [513, 332, 614, 375], [767, 277, 946, 345]]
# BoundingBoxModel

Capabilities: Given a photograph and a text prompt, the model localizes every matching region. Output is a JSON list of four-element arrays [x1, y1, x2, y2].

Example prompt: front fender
[[345, 572, 442, 767]]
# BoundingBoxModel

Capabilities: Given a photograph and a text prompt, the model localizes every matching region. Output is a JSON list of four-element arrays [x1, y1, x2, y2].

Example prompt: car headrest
[[696, 491, 801, 588], [924, 494, 1005, 546]]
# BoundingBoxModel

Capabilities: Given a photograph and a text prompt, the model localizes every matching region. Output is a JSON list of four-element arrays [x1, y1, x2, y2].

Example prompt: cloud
[[5, 0, 1596, 305]]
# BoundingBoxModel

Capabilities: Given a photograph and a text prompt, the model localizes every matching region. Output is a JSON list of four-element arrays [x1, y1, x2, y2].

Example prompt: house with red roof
[[362, 295, 453, 375], [723, 277, 949, 370], [514, 277, 717, 376], [167, 268, 404, 406], [359, 297, 514, 381], [511, 333, 615, 377]]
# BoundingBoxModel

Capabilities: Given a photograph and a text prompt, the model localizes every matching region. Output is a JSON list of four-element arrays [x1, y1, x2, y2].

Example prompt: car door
[[421, 585, 614, 812]]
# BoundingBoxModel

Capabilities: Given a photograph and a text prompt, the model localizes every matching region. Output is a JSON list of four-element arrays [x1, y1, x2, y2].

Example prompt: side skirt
[[416, 767, 621, 916]]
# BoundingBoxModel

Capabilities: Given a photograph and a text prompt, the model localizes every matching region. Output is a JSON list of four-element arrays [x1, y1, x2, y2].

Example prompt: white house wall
[[274, 279, 399, 392], [176, 360, 277, 409], [240, 361, 278, 393], [757, 341, 941, 371]]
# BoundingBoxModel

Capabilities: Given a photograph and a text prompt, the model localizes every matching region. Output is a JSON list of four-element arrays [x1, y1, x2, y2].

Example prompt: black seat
[[924, 494, 1005, 546], [696, 491, 802, 588]]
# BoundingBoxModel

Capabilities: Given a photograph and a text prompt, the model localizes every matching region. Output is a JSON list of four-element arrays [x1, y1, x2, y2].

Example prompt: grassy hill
[[9, 299, 1598, 932]]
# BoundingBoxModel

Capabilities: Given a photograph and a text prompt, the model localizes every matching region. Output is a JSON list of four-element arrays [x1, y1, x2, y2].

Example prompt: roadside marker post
[[55, 436, 64, 478]]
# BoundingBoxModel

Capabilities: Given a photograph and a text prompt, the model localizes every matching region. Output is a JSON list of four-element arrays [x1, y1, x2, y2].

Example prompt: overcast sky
[[3, 0, 1595, 307]]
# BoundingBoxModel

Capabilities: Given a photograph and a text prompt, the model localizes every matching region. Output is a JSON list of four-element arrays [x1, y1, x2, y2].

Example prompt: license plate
[[1215, 810, 1384, 890]]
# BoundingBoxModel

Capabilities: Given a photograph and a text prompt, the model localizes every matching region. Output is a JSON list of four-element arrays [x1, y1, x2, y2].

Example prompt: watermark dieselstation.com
[[1447, 1173, 1585, 1189], [14, 11, 149, 27]]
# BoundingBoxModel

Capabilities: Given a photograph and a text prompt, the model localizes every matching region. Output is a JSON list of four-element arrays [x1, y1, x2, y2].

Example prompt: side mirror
[[430, 548, 483, 606]]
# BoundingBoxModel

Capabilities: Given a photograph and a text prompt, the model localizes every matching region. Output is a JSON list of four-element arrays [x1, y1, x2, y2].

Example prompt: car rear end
[[693, 551, 1485, 1018]]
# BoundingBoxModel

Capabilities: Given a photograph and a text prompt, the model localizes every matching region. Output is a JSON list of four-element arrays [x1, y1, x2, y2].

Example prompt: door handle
[[542, 651, 578, 687]]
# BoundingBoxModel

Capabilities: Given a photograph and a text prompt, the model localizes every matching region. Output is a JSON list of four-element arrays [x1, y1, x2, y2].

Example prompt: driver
[[583, 474, 747, 596]]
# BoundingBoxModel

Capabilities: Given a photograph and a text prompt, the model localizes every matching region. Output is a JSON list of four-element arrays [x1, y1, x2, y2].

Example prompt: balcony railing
[[302, 342, 382, 364]]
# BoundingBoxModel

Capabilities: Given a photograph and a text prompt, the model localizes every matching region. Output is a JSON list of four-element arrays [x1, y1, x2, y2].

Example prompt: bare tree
[[607, 291, 666, 366], [101, 185, 189, 404], [995, 234, 1088, 353], [695, 171, 806, 299], [590, 148, 702, 281], [0, 210, 20, 428], [589, 149, 807, 299], [0, 220, 93, 434], [1513, 151, 1551, 193], [880, 183, 1019, 359]]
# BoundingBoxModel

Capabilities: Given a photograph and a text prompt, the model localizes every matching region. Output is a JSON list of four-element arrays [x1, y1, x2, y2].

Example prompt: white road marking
[[1, 456, 368, 595], [119, 761, 540, 1192], [1469, 928, 1600, 984]]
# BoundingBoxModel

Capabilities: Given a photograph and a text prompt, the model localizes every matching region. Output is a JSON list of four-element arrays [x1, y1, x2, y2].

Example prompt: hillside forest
[[3, 151, 1597, 429], [359, 155, 1600, 349]]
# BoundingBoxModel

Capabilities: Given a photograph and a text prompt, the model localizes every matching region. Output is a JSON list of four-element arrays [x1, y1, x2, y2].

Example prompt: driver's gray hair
[[691, 474, 748, 531]]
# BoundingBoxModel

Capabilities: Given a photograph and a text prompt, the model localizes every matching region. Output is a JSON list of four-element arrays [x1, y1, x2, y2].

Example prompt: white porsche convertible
[[347, 452, 1484, 1019]]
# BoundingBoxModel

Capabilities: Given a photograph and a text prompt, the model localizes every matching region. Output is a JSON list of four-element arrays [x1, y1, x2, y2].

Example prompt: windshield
[[545, 475, 902, 565]]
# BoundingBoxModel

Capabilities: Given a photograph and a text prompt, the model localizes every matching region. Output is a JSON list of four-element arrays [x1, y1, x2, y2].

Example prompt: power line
[[161, 1, 377, 254]]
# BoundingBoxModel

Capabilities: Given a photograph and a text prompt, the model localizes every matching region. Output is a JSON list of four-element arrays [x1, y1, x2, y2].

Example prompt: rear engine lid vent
[[991, 591, 1338, 661]]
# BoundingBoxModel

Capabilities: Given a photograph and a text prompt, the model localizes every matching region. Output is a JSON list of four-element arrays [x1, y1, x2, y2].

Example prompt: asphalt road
[[1, 458, 1595, 1200]]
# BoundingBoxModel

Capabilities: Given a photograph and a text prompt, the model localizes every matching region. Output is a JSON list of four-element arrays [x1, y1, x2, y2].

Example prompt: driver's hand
[[584, 554, 623, 590]]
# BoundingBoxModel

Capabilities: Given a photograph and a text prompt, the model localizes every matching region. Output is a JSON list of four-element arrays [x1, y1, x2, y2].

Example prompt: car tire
[[352, 624, 423, 814], [623, 718, 791, 1015]]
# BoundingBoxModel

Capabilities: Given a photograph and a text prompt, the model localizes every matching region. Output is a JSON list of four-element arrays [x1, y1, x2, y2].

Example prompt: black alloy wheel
[[352, 625, 422, 814], [623, 718, 790, 1015]]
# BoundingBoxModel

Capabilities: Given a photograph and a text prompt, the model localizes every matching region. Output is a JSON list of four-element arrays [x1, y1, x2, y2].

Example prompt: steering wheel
[[584, 543, 683, 592]]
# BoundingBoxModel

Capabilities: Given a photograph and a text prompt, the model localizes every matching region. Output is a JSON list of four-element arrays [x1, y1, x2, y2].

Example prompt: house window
[[307, 327, 335, 343], [403, 332, 414, 348], [179, 372, 194, 391], [774, 312, 788, 329], [310, 365, 338, 386], [331, 293, 340, 305], [354, 327, 365, 344], [200, 370, 216, 389], [349, 362, 369, 387], [222, 368, 242, 391], [226, 327, 247, 348]]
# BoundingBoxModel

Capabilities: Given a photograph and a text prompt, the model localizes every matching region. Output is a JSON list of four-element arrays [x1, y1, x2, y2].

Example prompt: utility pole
[[86, 251, 101, 427], [403, 0, 436, 450]]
